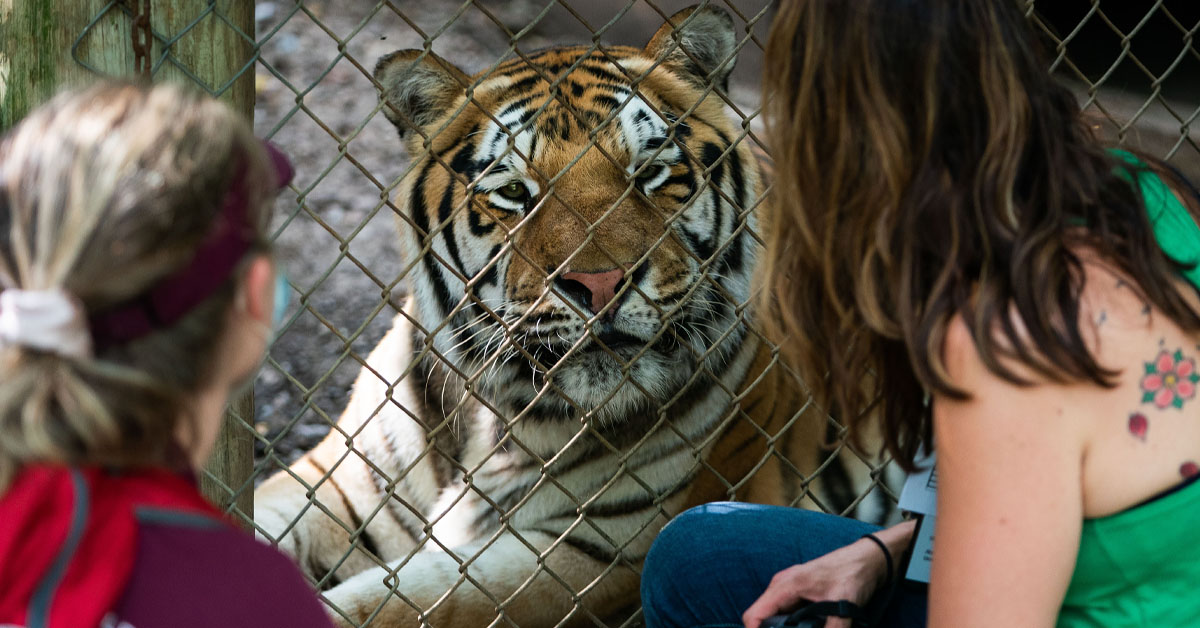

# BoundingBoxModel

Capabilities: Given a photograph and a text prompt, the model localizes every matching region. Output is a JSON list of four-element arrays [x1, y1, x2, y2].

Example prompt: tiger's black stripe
[[368, 469, 432, 546], [580, 472, 697, 519], [435, 145, 478, 280], [410, 159, 456, 319], [533, 528, 619, 564], [307, 457, 384, 563]]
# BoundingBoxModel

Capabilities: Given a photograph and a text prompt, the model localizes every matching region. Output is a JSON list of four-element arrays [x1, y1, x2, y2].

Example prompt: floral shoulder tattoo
[[1140, 349, 1199, 410], [1129, 344, 1200, 479]]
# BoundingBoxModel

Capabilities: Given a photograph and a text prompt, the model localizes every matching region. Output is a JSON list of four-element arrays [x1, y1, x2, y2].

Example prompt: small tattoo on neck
[[1096, 310, 1108, 325]]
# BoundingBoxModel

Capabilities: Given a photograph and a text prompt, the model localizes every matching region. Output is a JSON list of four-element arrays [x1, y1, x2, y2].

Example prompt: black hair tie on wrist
[[858, 532, 897, 627], [860, 532, 894, 585], [764, 533, 904, 628]]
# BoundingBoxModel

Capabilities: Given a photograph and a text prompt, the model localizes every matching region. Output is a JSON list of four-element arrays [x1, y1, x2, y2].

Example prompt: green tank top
[[1058, 152, 1200, 627]]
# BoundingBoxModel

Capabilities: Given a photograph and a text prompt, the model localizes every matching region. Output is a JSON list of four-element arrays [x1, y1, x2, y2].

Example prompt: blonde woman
[[642, 1, 1200, 627], [0, 83, 333, 628]]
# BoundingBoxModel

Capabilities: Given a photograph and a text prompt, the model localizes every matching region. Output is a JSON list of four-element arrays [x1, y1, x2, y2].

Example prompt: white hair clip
[[0, 289, 94, 359]]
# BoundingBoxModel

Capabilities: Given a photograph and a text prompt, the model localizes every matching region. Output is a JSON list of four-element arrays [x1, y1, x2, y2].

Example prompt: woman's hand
[[742, 520, 915, 628]]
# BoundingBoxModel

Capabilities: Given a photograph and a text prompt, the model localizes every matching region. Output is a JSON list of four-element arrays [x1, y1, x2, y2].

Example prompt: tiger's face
[[375, 7, 761, 421]]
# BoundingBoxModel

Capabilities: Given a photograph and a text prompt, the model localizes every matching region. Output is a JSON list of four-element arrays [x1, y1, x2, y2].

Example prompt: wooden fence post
[[1, 2, 133, 129], [0, 0, 257, 525]]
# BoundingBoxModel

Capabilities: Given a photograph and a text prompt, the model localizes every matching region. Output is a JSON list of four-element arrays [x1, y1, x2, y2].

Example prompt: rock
[[254, 2, 277, 25]]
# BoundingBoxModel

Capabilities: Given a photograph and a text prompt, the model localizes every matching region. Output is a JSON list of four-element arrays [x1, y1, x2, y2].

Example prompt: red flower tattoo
[[1140, 349, 1200, 409]]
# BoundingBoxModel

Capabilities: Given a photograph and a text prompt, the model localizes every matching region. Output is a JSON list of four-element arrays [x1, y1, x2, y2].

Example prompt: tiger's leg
[[751, 405, 899, 522], [693, 341, 829, 510], [255, 445, 390, 584], [322, 513, 657, 628], [319, 415, 693, 627], [709, 342, 899, 523], [256, 311, 447, 586]]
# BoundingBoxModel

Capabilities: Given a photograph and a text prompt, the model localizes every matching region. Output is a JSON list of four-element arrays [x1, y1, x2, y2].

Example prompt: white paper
[[904, 514, 935, 583], [898, 450, 937, 515]]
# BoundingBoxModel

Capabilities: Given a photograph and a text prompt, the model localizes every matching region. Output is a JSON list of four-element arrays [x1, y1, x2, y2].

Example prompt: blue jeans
[[641, 503, 928, 628]]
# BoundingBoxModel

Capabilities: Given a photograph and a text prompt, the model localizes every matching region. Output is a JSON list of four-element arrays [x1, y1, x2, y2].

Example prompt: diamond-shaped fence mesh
[[60, 1, 1199, 626]]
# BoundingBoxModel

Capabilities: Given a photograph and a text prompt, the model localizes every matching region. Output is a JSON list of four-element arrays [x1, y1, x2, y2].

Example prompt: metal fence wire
[[70, 1, 1199, 626]]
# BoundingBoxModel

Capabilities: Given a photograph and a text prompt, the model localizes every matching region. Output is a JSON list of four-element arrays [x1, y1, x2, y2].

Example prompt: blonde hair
[[0, 82, 276, 491]]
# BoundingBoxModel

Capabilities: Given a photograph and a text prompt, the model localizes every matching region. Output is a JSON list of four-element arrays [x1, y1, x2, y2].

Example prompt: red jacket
[[0, 465, 332, 628]]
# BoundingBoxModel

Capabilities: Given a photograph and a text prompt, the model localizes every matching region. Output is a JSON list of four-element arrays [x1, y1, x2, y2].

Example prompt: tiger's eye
[[497, 181, 529, 201]]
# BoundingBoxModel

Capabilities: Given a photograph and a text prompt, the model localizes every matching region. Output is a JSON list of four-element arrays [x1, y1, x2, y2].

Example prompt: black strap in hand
[[766, 599, 865, 628], [767, 532, 903, 628], [791, 599, 864, 621]]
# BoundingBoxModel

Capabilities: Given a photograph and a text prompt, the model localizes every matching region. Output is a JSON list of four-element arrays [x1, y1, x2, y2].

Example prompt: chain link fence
[[61, 1, 1200, 626]]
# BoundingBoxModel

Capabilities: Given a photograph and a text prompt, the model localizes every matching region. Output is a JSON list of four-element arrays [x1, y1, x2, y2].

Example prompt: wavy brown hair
[[758, 0, 1200, 470]]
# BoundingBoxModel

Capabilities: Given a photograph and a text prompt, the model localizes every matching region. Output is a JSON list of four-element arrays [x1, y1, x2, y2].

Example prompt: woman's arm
[[928, 320, 1086, 628], [742, 519, 916, 628]]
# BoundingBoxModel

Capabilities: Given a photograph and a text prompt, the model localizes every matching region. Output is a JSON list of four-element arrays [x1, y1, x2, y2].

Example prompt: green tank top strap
[[1109, 149, 1200, 291]]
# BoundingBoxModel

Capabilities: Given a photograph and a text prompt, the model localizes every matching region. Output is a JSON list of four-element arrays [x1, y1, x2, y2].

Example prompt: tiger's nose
[[557, 268, 626, 315]]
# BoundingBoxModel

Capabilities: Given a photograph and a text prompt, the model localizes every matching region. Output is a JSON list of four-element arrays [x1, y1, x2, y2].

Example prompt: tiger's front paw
[[323, 572, 424, 628], [326, 607, 357, 628]]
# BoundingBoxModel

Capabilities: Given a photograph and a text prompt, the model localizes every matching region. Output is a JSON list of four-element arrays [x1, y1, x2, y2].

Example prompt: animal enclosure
[[6, 0, 1197, 626]]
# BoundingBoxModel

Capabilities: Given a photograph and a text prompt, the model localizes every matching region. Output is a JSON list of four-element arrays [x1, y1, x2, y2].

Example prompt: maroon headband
[[89, 141, 294, 348]]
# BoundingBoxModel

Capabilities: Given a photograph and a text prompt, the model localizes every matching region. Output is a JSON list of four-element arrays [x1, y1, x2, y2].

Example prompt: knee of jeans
[[642, 503, 741, 604], [649, 503, 733, 560]]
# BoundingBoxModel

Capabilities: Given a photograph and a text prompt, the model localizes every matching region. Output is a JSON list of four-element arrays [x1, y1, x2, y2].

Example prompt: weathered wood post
[[0, 0, 257, 526]]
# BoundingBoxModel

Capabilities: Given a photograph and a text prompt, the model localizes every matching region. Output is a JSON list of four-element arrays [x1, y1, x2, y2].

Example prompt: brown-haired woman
[[0, 83, 333, 627], [641, 1, 1200, 627]]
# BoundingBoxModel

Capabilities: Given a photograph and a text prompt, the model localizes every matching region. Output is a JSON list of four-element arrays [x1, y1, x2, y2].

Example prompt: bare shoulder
[[936, 251, 1200, 518], [937, 312, 1091, 453], [1065, 256, 1200, 516]]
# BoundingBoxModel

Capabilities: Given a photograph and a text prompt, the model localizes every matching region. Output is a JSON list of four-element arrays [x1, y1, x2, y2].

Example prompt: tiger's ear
[[644, 6, 738, 92], [373, 49, 471, 137]]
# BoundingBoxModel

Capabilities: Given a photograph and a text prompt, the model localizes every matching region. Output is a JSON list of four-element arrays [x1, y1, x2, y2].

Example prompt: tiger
[[254, 6, 897, 627]]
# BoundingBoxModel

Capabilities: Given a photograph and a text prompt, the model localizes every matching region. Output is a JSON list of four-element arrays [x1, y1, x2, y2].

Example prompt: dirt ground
[[249, 0, 772, 468]]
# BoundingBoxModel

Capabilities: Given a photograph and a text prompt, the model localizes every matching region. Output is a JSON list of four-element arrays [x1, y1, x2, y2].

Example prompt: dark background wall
[[1038, 1, 1199, 103]]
